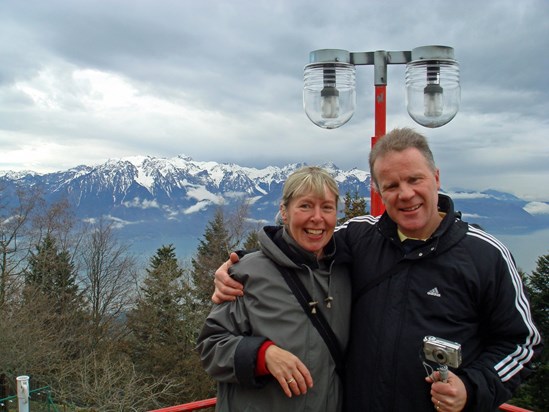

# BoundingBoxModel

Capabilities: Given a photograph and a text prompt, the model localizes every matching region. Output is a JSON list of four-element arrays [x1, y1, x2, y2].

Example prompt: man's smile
[[400, 204, 421, 212]]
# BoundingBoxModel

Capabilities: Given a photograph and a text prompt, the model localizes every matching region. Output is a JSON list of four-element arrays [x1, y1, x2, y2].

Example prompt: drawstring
[[306, 265, 319, 314], [324, 259, 334, 309], [303, 262, 334, 313]]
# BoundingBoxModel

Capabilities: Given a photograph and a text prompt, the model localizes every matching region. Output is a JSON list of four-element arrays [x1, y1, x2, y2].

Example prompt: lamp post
[[303, 45, 460, 216]]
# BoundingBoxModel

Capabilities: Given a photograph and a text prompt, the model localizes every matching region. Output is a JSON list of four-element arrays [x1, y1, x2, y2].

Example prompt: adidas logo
[[427, 287, 441, 297]]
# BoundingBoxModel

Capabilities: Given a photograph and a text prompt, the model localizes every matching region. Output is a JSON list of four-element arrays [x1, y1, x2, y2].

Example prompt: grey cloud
[[0, 0, 548, 200]]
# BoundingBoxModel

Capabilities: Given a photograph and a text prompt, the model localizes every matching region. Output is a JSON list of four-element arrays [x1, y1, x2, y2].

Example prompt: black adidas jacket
[[335, 194, 542, 411]]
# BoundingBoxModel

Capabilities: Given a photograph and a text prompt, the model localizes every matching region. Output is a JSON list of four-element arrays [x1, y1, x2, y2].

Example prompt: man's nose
[[399, 183, 414, 199]]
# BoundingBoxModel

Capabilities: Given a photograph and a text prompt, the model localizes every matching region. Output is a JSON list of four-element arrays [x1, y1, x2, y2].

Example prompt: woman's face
[[281, 185, 338, 257]]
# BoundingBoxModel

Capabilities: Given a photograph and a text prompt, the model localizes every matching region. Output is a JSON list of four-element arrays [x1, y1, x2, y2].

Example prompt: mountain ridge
[[2, 155, 548, 263]]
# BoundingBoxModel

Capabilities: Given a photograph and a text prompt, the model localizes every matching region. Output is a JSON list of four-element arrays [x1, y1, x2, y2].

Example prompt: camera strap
[[274, 263, 345, 380]]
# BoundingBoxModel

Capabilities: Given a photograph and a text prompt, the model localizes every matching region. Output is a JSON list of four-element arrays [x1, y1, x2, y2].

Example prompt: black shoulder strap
[[275, 264, 345, 380], [352, 260, 408, 305]]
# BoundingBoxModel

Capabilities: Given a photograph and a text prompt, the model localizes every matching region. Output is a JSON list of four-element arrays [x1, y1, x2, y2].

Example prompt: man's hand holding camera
[[423, 336, 467, 411], [426, 370, 467, 412]]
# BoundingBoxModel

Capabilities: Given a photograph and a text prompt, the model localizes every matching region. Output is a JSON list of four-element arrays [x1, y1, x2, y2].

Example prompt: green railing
[[0, 385, 59, 412]]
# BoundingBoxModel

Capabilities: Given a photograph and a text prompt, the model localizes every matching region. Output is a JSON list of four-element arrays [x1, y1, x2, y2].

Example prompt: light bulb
[[320, 86, 339, 118], [424, 83, 443, 117]]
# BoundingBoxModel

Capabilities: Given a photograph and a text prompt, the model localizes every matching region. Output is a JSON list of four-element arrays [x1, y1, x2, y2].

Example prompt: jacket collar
[[378, 194, 467, 257]]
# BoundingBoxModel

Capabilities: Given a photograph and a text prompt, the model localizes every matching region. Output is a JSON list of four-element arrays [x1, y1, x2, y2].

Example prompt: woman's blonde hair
[[281, 166, 339, 208]]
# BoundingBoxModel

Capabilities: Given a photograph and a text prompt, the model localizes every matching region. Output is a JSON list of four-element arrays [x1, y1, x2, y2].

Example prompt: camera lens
[[433, 349, 448, 364]]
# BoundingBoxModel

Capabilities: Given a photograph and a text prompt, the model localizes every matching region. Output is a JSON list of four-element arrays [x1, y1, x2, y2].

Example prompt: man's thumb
[[229, 252, 240, 264]]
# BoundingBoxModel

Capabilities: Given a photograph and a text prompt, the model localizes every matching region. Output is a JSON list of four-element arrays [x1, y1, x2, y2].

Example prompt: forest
[[0, 188, 546, 411]]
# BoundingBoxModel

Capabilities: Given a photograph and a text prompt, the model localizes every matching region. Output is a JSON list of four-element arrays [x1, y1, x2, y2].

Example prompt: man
[[213, 128, 542, 411]]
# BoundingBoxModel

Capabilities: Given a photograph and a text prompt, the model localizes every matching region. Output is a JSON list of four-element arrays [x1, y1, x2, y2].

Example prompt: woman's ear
[[279, 204, 287, 224]]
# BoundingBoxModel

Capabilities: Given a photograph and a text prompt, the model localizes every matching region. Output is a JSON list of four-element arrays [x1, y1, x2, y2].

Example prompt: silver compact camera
[[423, 336, 462, 368]]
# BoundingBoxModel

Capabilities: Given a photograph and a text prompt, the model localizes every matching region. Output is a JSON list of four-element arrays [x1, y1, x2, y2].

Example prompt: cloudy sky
[[1, 0, 548, 201]]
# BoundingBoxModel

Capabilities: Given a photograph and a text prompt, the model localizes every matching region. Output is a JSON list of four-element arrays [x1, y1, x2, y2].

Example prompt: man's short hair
[[369, 128, 437, 190]]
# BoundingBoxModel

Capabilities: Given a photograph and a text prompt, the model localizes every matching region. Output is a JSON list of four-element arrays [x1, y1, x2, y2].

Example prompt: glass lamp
[[303, 50, 356, 129], [405, 46, 460, 128]]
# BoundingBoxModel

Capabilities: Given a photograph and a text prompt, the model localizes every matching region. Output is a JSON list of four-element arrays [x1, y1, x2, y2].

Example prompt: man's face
[[374, 147, 441, 239]]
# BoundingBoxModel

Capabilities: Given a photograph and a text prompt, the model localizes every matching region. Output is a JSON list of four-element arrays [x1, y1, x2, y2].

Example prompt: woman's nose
[[311, 206, 323, 220]]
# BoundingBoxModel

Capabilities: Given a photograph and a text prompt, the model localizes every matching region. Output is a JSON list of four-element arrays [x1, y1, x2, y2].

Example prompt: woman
[[197, 166, 351, 411]]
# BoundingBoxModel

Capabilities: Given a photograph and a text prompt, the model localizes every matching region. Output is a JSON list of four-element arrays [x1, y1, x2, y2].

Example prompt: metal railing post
[[16, 376, 29, 412]]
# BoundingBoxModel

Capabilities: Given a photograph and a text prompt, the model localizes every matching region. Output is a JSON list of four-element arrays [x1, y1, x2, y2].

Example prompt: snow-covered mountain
[[0, 155, 369, 221], [1, 155, 548, 261]]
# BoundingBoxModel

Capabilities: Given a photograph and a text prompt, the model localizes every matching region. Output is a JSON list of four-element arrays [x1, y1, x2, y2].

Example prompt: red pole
[[371, 84, 386, 216], [149, 397, 529, 412]]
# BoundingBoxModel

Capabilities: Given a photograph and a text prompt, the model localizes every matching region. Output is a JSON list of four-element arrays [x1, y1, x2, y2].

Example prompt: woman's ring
[[286, 378, 295, 384]]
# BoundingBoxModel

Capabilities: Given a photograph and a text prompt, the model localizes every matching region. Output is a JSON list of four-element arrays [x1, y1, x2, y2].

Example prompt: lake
[[497, 228, 549, 274]]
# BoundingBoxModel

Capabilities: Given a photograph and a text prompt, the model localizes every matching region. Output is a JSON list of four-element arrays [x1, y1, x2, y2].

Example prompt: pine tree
[[128, 245, 186, 373], [527, 253, 549, 349], [126, 244, 215, 405], [20, 233, 85, 374], [127, 245, 186, 401], [190, 209, 234, 306], [338, 189, 368, 225], [512, 252, 549, 410], [185, 208, 246, 400], [25, 234, 81, 315]]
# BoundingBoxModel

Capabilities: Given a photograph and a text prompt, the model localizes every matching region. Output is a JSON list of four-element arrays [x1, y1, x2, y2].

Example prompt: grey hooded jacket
[[197, 226, 351, 412]]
